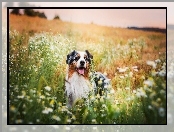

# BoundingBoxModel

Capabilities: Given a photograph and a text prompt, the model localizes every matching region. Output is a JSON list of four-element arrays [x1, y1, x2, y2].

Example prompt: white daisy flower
[[136, 88, 147, 98], [42, 107, 53, 114], [44, 86, 51, 91], [17, 95, 24, 99], [117, 67, 128, 73], [132, 66, 138, 69], [125, 87, 130, 90], [144, 78, 154, 87], [67, 119, 71, 123], [158, 70, 166, 77], [158, 107, 165, 117], [92, 119, 96, 123], [155, 59, 161, 63], [146, 60, 156, 69]]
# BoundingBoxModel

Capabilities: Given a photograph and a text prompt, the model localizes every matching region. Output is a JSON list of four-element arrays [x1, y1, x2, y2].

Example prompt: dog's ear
[[71, 50, 77, 56], [85, 50, 93, 63], [85, 50, 93, 59], [66, 54, 70, 64], [66, 50, 77, 64]]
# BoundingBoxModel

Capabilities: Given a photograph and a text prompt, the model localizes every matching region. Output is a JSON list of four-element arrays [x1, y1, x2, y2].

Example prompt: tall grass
[[9, 16, 166, 124]]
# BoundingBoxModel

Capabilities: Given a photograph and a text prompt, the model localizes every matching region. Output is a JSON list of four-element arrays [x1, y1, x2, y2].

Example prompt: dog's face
[[66, 50, 93, 76]]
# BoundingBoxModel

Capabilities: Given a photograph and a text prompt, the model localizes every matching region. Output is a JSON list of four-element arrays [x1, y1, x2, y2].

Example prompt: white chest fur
[[65, 72, 91, 107]]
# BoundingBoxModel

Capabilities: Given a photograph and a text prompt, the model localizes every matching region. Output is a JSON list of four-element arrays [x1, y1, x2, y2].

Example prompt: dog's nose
[[80, 60, 85, 66]]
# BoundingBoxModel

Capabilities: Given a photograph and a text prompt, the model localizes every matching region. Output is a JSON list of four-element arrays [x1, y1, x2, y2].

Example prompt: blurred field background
[[7, 8, 167, 124]]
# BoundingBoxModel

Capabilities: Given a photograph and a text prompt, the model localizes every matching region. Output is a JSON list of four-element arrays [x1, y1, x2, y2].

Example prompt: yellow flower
[[15, 119, 23, 124], [58, 102, 62, 106], [50, 100, 54, 107], [40, 95, 45, 99], [72, 115, 76, 120], [141, 75, 145, 80], [129, 72, 133, 77], [37, 92, 41, 96], [156, 98, 161, 103], [10, 105, 16, 112], [52, 115, 61, 121], [151, 101, 159, 107], [22, 91, 26, 96], [90, 95, 95, 101], [151, 70, 157, 76]]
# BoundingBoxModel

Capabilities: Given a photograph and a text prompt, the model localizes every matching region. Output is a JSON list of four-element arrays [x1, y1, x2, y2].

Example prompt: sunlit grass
[[9, 14, 166, 124]]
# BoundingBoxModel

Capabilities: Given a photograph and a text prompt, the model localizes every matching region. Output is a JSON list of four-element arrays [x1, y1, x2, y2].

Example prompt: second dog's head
[[66, 50, 93, 77]]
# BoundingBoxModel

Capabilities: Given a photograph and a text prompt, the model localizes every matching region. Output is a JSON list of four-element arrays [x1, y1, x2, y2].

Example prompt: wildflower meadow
[[8, 13, 166, 124]]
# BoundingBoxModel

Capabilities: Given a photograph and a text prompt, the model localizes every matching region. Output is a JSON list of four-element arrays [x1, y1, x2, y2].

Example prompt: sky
[[2, 2, 174, 28], [33, 9, 166, 28]]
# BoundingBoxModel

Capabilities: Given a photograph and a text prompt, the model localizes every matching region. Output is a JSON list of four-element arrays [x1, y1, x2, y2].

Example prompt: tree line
[[5, 2, 60, 20], [11, 9, 48, 19]]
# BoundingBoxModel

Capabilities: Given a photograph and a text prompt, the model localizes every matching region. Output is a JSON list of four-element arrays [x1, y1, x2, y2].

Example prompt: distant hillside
[[127, 26, 166, 33]]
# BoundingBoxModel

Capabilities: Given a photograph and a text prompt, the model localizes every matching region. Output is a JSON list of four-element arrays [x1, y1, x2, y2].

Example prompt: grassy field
[[8, 14, 166, 124]]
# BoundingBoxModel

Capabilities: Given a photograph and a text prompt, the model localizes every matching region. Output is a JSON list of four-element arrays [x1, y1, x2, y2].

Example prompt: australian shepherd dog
[[65, 50, 110, 108]]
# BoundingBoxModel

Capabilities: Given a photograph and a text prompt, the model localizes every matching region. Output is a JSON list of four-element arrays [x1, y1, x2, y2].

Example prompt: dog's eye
[[75, 56, 80, 61], [84, 57, 87, 60]]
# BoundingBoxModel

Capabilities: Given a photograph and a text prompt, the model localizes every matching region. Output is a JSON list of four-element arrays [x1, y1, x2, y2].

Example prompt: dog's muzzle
[[77, 60, 86, 75]]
